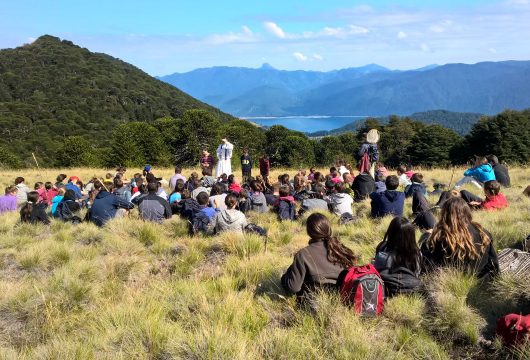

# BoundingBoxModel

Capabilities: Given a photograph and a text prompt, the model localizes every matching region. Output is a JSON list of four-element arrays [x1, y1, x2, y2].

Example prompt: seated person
[[20, 191, 50, 225], [0, 185, 18, 215], [227, 174, 242, 194], [374, 173, 386, 193], [169, 180, 185, 204], [404, 173, 427, 198], [370, 175, 405, 218], [281, 213, 356, 304], [420, 197, 499, 278], [88, 182, 134, 227], [137, 182, 172, 223], [55, 189, 83, 223], [212, 193, 247, 233], [201, 168, 216, 189], [352, 172, 375, 202], [460, 180, 508, 211], [196, 191, 217, 220], [249, 181, 268, 213], [455, 156, 496, 189], [329, 183, 354, 217], [274, 185, 296, 221], [397, 165, 411, 187], [412, 191, 436, 231], [237, 188, 251, 213], [299, 184, 329, 215], [374, 217, 421, 297], [487, 155, 510, 188], [190, 180, 208, 200], [209, 183, 227, 210]]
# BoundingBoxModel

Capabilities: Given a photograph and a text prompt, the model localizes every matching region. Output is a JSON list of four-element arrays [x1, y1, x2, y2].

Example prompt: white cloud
[[397, 31, 407, 39], [421, 43, 431, 52], [321, 25, 368, 36], [313, 53, 324, 61], [488, 47, 498, 53], [206, 26, 256, 44], [27, 37, 36, 44], [264, 21, 286, 39], [293, 52, 308, 61]]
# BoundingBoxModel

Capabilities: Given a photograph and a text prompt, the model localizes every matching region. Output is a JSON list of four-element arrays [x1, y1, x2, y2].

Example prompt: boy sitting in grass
[[460, 180, 508, 211]]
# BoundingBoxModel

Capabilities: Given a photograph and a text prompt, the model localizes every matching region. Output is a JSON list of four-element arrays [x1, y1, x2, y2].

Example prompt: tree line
[[1, 108, 529, 169]]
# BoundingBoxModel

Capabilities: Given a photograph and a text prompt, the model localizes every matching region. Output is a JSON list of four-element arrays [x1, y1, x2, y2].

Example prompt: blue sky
[[1, 0, 530, 75]]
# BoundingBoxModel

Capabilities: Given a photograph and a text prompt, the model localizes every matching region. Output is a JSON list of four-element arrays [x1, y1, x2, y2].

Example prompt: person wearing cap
[[65, 176, 83, 200], [216, 138, 234, 177]]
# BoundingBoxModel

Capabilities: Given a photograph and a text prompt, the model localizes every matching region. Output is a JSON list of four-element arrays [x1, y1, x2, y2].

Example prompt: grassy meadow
[[0, 166, 530, 359]]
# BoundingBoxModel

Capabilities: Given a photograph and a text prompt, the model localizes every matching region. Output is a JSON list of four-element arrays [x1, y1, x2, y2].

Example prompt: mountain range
[[159, 61, 530, 117]]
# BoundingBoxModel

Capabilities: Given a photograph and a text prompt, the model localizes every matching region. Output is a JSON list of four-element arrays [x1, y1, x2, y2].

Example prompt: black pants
[[460, 190, 483, 209]]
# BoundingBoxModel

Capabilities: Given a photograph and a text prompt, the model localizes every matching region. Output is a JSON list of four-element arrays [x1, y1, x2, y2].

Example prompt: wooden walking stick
[[448, 166, 456, 188], [32, 152, 40, 169]]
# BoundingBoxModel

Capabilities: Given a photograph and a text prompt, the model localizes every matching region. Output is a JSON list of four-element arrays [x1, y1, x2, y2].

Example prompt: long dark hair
[[306, 213, 356, 268], [429, 197, 490, 261], [20, 191, 40, 223], [380, 217, 419, 272]]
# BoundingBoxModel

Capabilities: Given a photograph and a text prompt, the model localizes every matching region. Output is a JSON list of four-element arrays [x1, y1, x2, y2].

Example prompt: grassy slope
[[0, 167, 529, 359]]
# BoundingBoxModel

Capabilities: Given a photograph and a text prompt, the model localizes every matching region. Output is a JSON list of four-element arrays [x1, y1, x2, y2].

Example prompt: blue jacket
[[404, 182, 427, 198], [370, 190, 405, 218], [88, 191, 134, 227], [65, 183, 83, 199], [464, 164, 496, 183]]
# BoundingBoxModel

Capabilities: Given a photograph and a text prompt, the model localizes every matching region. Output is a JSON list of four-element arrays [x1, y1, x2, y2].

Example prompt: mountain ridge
[[159, 60, 530, 117]]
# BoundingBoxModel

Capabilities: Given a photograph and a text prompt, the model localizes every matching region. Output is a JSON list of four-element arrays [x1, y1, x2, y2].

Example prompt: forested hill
[[308, 110, 484, 137], [0, 35, 233, 163]]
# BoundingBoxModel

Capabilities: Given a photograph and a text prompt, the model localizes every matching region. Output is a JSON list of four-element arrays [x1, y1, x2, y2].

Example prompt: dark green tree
[[409, 125, 461, 166], [55, 136, 104, 167], [0, 145, 23, 169], [109, 122, 171, 167]]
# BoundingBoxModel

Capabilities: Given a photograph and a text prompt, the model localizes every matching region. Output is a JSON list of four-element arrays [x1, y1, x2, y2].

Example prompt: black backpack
[[189, 211, 213, 235], [277, 200, 296, 221], [374, 251, 421, 297], [56, 200, 82, 224]]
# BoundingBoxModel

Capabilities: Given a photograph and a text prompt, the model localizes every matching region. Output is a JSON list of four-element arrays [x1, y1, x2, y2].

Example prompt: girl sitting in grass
[[281, 213, 356, 304], [420, 197, 499, 278], [374, 217, 421, 297], [20, 191, 50, 225], [460, 180, 508, 211]]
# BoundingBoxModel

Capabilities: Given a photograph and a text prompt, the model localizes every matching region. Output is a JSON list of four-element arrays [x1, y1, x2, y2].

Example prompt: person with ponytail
[[20, 191, 50, 224], [281, 213, 356, 302], [420, 197, 499, 278]]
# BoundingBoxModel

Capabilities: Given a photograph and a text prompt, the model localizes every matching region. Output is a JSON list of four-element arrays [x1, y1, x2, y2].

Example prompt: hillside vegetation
[[0, 167, 529, 359], [0, 35, 233, 164]]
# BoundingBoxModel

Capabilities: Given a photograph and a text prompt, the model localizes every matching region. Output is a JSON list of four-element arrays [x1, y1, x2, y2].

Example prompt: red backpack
[[496, 314, 530, 345], [339, 264, 384, 315]]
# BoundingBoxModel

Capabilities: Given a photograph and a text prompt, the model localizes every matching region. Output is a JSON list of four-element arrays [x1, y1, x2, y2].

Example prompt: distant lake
[[246, 116, 367, 133]]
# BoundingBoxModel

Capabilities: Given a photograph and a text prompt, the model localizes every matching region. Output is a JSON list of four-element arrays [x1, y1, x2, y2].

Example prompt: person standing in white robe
[[216, 139, 234, 178]]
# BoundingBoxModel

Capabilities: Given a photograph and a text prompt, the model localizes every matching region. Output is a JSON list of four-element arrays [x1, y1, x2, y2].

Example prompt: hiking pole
[[264, 236, 268, 253], [448, 166, 456, 188], [32, 152, 40, 169]]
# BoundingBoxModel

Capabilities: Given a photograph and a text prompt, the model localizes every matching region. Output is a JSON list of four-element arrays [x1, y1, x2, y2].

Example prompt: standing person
[[240, 148, 252, 183], [200, 150, 215, 173], [20, 191, 50, 225], [357, 129, 380, 178], [216, 138, 234, 177], [15, 177, 30, 207], [455, 156, 496, 189], [420, 197, 499, 278], [281, 213, 356, 303], [259, 155, 270, 181], [169, 166, 187, 191], [0, 185, 18, 215], [486, 155, 510, 188]]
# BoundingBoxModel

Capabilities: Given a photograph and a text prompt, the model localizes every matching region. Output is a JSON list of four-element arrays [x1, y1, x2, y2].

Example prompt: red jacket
[[259, 158, 270, 176], [482, 194, 508, 210], [228, 183, 241, 194]]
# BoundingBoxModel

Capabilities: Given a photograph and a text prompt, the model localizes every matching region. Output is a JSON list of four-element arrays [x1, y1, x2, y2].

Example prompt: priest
[[216, 138, 234, 177]]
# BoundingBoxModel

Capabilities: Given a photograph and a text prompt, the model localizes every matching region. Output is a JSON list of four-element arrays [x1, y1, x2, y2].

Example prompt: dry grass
[[0, 166, 529, 359]]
